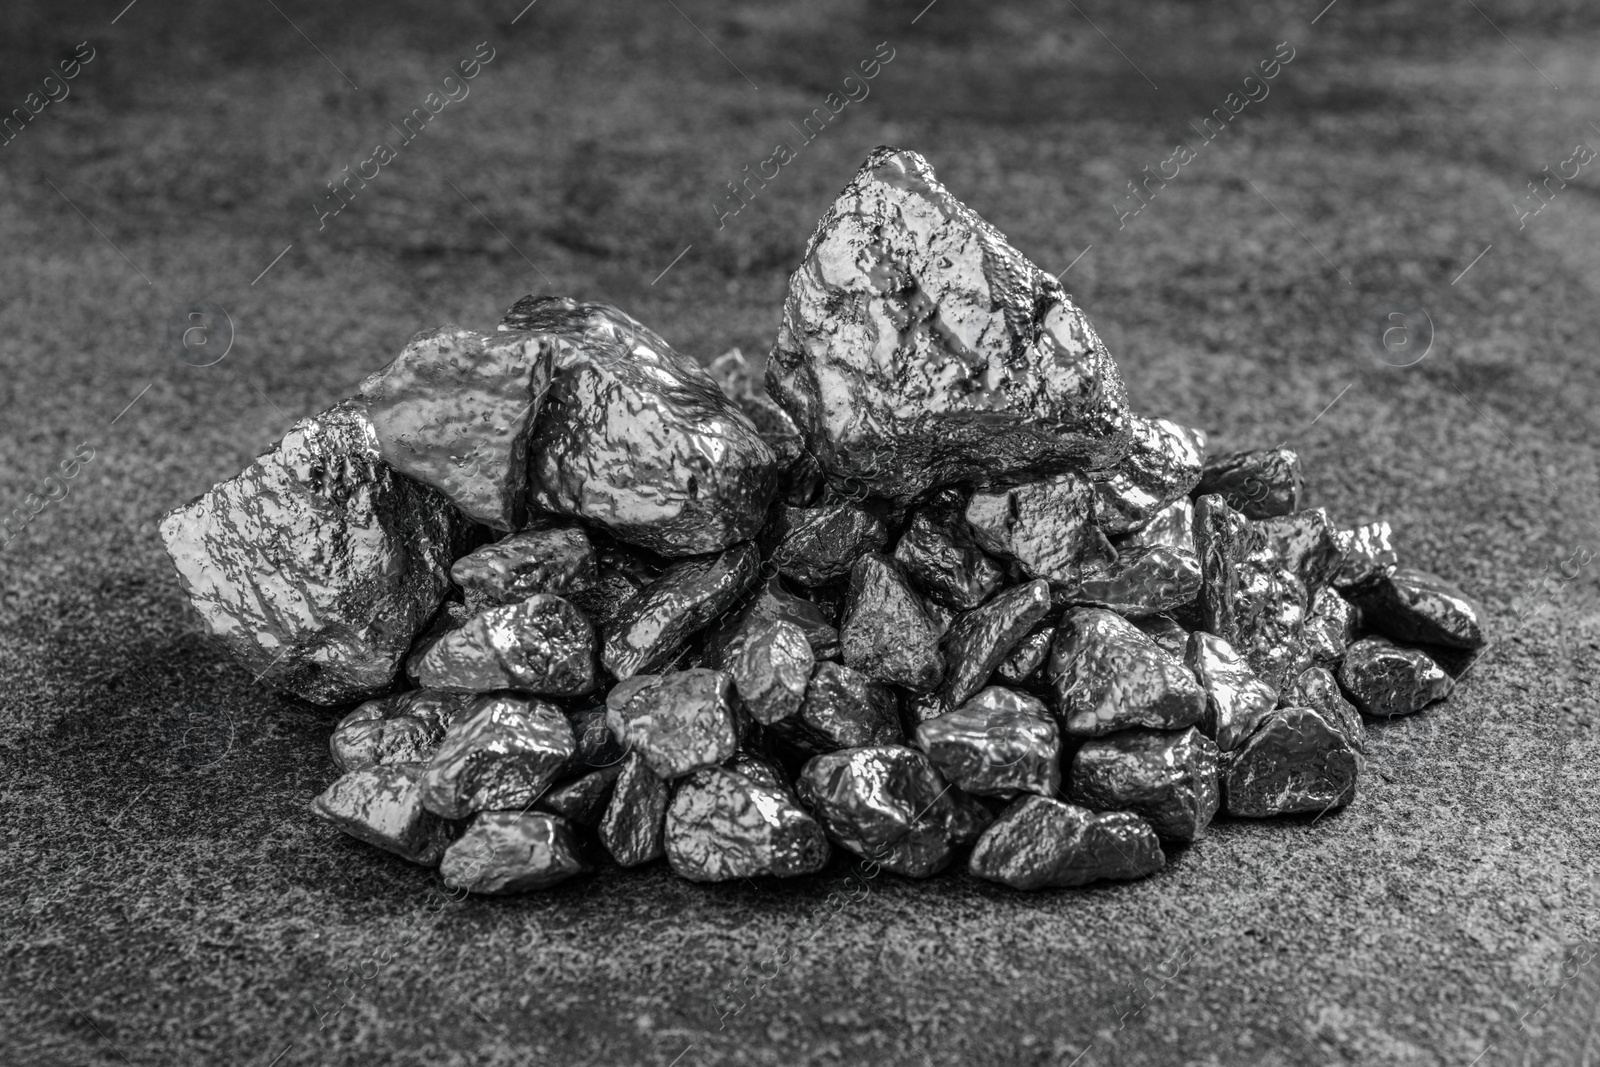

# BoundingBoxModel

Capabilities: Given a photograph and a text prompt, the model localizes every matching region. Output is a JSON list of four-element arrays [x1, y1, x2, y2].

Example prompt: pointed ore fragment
[[1055, 546, 1201, 618], [893, 492, 1006, 611], [1222, 706, 1360, 817], [796, 745, 958, 878], [440, 812, 587, 894], [312, 764, 458, 867], [763, 503, 887, 587], [330, 689, 475, 773], [964, 473, 1111, 585], [602, 543, 761, 680], [598, 751, 670, 867], [1092, 416, 1205, 535], [771, 662, 902, 754], [840, 554, 945, 692], [700, 573, 840, 669], [915, 686, 1060, 798], [415, 594, 596, 696], [1348, 566, 1486, 651], [605, 669, 740, 780], [1049, 608, 1205, 738], [420, 694, 575, 819], [1194, 447, 1303, 519], [1068, 727, 1219, 841], [665, 767, 831, 881], [1184, 631, 1277, 753], [1119, 496, 1195, 554], [995, 622, 1054, 686], [450, 522, 598, 609], [941, 579, 1052, 707], [968, 796, 1164, 890], [1284, 666, 1366, 756]]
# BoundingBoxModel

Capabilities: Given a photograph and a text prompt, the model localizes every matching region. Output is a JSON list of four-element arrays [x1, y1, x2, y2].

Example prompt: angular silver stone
[[964, 473, 1111, 584], [892, 492, 1006, 611], [730, 619, 814, 726], [500, 296, 779, 556], [700, 573, 840, 670], [796, 744, 958, 878], [605, 669, 740, 780], [765, 147, 1132, 504], [535, 763, 623, 827], [1183, 631, 1277, 752], [764, 503, 888, 587], [439, 811, 587, 894], [840, 553, 945, 693], [419, 694, 575, 819], [311, 764, 457, 866], [159, 402, 469, 705], [915, 686, 1060, 798], [1253, 508, 1342, 594], [1118, 496, 1195, 554], [1049, 608, 1205, 737], [664, 767, 831, 881], [358, 326, 554, 530], [1223, 706, 1360, 817], [1067, 727, 1220, 840], [330, 689, 474, 773], [449, 522, 598, 609], [598, 751, 669, 866], [602, 543, 761, 680], [1336, 637, 1453, 718], [941, 579, 1052, 707], [1056, 546, 1201, 618], [1303, 586, 1356, 666], [770, 661, 902, 754], [1092, 416, 1205, 535], [414, 594, 596, 696], [1284, 666, 1366, 755], [968, 796, 1164, 890], [1330, 521, 1398, 589], [995, 622, 1054, 686], [1349, 566, 1486, 651]]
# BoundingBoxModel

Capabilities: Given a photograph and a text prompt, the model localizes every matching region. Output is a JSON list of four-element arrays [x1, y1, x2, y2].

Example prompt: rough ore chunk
[[1184, 631, 1278, 753], [605, 669, 740, 780], [420, 694, 575, 819], [1284, 666, 1366, 755], [598, 751, 670, 866], [941, 579, 1053, 707], [500, 296, 779, 555], [440, 811, 587, 894], [839, 554, 946, 692], [1049, 608, 1206, 737], [915, 686, 1060, 798], [1068, 727, 1220, 841], [995, 622, 1054, 685], [330, 689, 475, 772], [763, 503, 887, 587], [968, 796, 1164, 890], [796, 745, 958, 878], [765, 146, 1132, 504], [535, 763, 623, 826], [1056, 546, 1201, 618], [158, 402, 470, 705], [771, 661, 903, 754], [665, 767, 832, 881], [358, 326, 554, 530], [1092, 416, 1205, 535], [1349, 566, 1486, 651], [1119, 496, 1195, 554], [964, 473, 1111, 584], [1223, 706, 1360, 817], [1331, 521, 1399, 589], [1336, 638, 1453, 718], [1194, 447, 1303, 519], [893, 495, 1006, 611], [312, 764, 458, 867], [1253, 508, 1342, 594], [415, 594, 595, 696], [731, 619, 814, 726], [602, 543, 761, 680], [449, 523, 598, 608], [700, 574, 840, 669]]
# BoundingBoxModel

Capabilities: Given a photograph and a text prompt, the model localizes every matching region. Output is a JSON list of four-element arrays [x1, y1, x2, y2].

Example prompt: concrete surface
[[2, 1, 1598, 1064]]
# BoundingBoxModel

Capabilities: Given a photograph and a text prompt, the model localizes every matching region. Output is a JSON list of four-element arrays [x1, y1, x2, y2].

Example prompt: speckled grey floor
[[3, 2, 1598, 1065]]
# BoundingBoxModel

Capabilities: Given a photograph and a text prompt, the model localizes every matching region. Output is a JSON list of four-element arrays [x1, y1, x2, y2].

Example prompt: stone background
[[2, 1, 1598, 1064]]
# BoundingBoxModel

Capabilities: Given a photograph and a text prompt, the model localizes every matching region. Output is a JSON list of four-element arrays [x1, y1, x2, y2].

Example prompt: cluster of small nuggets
[[160, 147, 1486, 895]]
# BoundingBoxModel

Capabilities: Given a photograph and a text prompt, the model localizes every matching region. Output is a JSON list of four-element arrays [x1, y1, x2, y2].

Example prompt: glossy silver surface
[[1092, 416, 1205, 535], [605, 669, 741, 780], [1049, 607, 1206, 737], [414, 594, 596, 696], [1222, 706, 1360, 817], [601, 543, 761, 680], [840, 553, 945, 693], [664, 766, 831, 881], [967, 796, 1164, 890], [1336, 637, 1454, 717], [1183, 631, 1277, 753], [311, 764, 457, 867], [796, 744, 957, 878], [915, 686, 1060, 798], [1068, 726, 1220, 840], [439, 811, 587, 894], [419, 694, 576, 819], [940, 579, 1052, 707]]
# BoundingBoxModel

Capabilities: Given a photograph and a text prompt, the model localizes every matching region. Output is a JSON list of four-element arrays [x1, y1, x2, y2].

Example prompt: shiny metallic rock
[[439, 811, 587, 894], [1349, 566, 1487, 651], [964, 473, 1112, 584], [765, 146, 1132, 504], [450, 523, 598, 609], [1118, 496, 1195, 554], [330, 689, 474, 773], [1284, 666, 1366, 755], [1331, 520, 1398, 589], [771, 661, 902, 754], [892, 496, 1006, 611], [795, 744, 957, 878], [1092, 416, 1205, 536], [941, 579, 1052, 706], [565, 701, 629, 769], [730, 619, 814, 726], [995, 622, 1054, 685], [598, 751, 669, 866], [414, 594, 596, 696], [159, 402, 469, 705], [1194, 447, 1304, 519], [1193, 493, 1264, 646], [1057, 546, 1201, 617], [1253, 508, 1342, 594], [1303, 586, 1356, 666], [419, 694, 575, 819], [535, 763, 623, 827], [500, 296, 779, 556], [904, 690, 953, 728], [311, 764, 457, 867], [664, 766, 831, 881], [602, 543, 761, 680], [1067, 727, 1220, 841], [840, 554, 945, 692], [763, 503, 888, 587], [1183, 631, 1277, 753], [605, 669, 740, 779], [1222, 706, 1360, 817], [1049, 608, 1206, 737], [915, 686, 1060, 798], [727, 752, 790, 794], [1336, 637, 1454, 718], [1233, 560, 1313, 693], [358, 326, 554, 530], [1132, 614, 1190, 661], [700, 574, 840, 669], [967, 796, 1164, 890]]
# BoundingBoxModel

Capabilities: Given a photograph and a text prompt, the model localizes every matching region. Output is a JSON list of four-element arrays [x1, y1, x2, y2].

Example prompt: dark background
[[3, 1, 1598, 1064]]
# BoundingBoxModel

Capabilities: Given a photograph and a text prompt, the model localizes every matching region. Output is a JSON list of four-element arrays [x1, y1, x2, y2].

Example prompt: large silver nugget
[[1336, 637, 1453, 717], [330, 689, 475, 772], [840, 553, 946, 693], [159, 402, 468, 705], [796, 744, 958, 878], [440, 811, 587, 894], [358, 326, 554, 530], [1049, 608, 1206, 737], [915, 686, 1060, 798], [1092, 416, 1205, 535], [311, 764, 457, 866], [414, 594, 596, 696], [1223, 706, 1360, 817], [968, 796, 1164, 890], [765, 146, 1131, 504], [605, 669, 740, 779], [420, 694, 575, 819], [664, 767, 831, 881], [499, 296, 778, 556], [1067, 727, 1220, 840], [602, 543, 761, 680], [940, 579, 1053, 707]]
